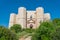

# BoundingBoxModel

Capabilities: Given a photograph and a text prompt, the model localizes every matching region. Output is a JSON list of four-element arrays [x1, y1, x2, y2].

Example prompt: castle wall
[[27, 11, 36, 18], [44, 13, 50, 21], [36, 7, 44, 28], [9, 13, 16, 28], [16, 7, 27, 28], [9, 7, 51, 29], [27, 11, 36, 28]]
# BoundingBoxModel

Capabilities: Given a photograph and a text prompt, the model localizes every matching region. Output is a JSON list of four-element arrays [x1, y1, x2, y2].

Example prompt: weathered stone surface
[[9, 7, 50, 29]]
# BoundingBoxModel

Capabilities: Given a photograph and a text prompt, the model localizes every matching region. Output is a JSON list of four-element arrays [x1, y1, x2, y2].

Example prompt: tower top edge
[[18, 7, 26, 9], [27, 11, 36, 12], [44, 13, 50, 15], [36, 7, 44, 10], [18, 7, 44, 9], [10, 13, 16, 15]]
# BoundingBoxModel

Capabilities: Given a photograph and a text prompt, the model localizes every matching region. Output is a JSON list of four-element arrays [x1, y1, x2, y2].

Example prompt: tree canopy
[[53, 18, 60, 26], [0, 26, 18, 40], [32, 21, 54, 40], [10, 24, 22, 33]]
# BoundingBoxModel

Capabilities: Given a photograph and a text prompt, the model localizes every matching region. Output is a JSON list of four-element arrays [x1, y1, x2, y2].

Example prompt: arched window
[[30, 15, 32, 20]]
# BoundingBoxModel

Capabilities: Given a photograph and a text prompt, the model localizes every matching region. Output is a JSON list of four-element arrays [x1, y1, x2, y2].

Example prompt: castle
[[9, 7, 50, 29]]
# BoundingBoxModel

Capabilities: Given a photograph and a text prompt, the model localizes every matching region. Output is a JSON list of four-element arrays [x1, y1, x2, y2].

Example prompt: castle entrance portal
[[30, 24, 33, 29]]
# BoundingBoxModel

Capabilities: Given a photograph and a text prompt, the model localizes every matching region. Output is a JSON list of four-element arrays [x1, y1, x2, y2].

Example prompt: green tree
[[10, 24, 22, 33], [51, 26, 60, 40], [53, 18, 60, 26], [0, 26, 18, 40], [32, 21, 55, 40]]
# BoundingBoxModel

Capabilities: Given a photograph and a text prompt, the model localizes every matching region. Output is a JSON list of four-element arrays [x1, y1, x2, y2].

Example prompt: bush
[[31, 21, 55, 40], [23, 28, 35, 33], [10, 24, 22, 33], [0, 26, 18, 40], [51, 27, 60, 40]]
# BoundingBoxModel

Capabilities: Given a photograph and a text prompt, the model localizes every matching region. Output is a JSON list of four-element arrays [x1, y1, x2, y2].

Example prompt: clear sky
[[0, 0, 60, 27]]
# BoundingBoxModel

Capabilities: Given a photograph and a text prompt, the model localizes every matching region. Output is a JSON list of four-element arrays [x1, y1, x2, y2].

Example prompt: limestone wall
[[9, 7, 51, 29], [36, 7, 44, 27], [17, 7, 27, 28], [44, 13, 50, 21], [9, 13, 16, 28]]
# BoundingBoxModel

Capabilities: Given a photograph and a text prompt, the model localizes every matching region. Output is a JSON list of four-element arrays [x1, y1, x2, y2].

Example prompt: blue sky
[[0, 0, 60, 27]]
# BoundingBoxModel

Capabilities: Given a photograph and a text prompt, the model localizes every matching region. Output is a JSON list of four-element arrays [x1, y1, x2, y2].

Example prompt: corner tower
[[9, 13, 16, 28], [36, 7, 44, 28], [16, 7, 27, 28], [44, 13, 50, 21]]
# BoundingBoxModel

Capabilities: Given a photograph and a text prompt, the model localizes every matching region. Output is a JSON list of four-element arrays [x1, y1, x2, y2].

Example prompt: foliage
[[31, 21, 55, 40], [10, 24, 22, 33], [51, 26, 60, 40], [23, 28, 35, 33], [0, 26, 18, 40], [53, 18, 60, 26]]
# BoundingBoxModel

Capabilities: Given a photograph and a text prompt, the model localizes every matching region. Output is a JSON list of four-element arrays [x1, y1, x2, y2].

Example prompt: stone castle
[[9, 7, 50, 29]]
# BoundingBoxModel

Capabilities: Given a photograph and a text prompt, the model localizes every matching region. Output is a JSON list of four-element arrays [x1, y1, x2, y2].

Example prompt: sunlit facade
[[9, 7, 50, 29]]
